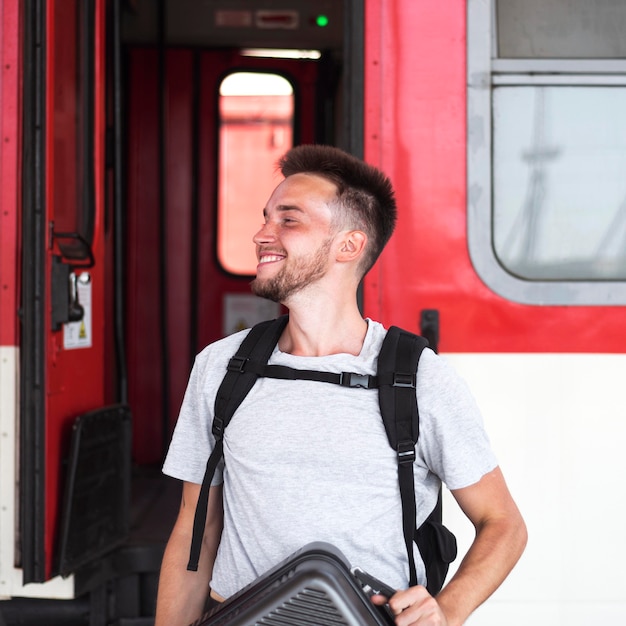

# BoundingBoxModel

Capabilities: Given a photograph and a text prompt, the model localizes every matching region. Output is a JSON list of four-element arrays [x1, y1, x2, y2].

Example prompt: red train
[[1, 0, 625, 623]]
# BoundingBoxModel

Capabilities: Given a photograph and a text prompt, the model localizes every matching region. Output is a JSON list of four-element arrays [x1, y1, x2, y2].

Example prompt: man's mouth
[[258, 253, 285, 264]]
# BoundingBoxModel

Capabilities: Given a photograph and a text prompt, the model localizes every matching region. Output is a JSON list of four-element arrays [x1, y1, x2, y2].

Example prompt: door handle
[[51, 256, 87, 330], [420, 309, 440, 354], [67, 271, 85, 323]]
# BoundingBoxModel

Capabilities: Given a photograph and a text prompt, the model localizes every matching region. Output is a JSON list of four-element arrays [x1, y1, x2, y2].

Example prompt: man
[[155, 145, 527, 626]]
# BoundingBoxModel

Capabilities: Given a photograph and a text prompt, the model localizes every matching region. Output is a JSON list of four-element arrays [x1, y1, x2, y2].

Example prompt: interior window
[[217, 71, 294, 275]]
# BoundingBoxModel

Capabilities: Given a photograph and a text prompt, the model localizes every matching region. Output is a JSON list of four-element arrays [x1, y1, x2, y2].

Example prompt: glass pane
[[493, 86, 626, 280], [52, 0, 94, 259], [496, 0, 626, 58], [217, 72, 294, 275]]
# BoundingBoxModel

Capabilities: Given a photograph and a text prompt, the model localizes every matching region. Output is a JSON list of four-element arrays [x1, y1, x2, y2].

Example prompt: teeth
[[259, 254, 283, 263]]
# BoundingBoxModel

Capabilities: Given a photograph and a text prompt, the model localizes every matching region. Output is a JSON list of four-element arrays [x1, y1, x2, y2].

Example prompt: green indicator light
[[316, 14, 329, 27]]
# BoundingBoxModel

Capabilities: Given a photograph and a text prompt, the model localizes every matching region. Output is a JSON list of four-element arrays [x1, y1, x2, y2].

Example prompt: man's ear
[[336, 230, 368, 263]]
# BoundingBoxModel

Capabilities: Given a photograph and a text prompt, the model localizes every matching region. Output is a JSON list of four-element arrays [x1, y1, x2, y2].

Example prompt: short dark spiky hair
[[278, 144, 397, 276]]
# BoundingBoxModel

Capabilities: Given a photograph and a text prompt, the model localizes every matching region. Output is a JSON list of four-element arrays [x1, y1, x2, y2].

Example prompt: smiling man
[[155, 145, 526, 626]]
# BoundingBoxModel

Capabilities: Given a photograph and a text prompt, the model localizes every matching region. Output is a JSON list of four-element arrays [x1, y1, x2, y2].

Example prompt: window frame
[[467, 0, 626, 305]]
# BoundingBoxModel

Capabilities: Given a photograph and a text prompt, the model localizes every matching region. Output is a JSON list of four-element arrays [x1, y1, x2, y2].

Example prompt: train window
[[496, 0, 626, 59], [51, 0, 95, 260], [493, 86, 626, 281], [217, 72, 294, 275], [467, 0, 626, 304]]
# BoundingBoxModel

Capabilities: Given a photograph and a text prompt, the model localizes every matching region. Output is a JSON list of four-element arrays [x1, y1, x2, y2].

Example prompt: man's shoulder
[[195, 327, 252, 365], [361, 318, 386, 356]]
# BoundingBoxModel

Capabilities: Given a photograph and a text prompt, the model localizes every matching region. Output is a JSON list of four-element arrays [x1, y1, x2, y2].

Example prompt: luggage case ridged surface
[[193, 542, 395, 626]]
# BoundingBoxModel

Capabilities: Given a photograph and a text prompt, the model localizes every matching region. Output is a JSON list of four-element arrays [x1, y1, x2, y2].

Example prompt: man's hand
[[371, 586, 448, 626]]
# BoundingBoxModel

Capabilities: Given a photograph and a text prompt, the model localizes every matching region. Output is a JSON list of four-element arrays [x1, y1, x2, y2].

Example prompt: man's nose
[[253, 221, 275, 244]]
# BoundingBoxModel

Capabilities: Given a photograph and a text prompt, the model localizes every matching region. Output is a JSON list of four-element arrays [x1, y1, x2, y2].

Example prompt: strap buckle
[[340, 372, 371, 388], [392, 372, 416, 388], [212, 417, 225, 438], [397, 440, 416, 464], [227, 356, 248, 373]]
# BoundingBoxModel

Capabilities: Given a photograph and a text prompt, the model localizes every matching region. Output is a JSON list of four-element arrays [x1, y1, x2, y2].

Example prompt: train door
[[19, 0, 125, 588]]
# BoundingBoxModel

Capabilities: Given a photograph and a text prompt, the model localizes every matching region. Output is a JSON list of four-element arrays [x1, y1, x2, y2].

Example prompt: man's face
[[250, 173, 339, 303]]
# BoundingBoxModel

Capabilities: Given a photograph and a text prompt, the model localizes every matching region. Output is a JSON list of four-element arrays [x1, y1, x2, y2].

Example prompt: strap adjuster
[[227, 356, 248, 373], [397, 440, 416, 464], [340, 372, 371, 388], [212, 417, 225, 438], [393, 372, 416, 388]]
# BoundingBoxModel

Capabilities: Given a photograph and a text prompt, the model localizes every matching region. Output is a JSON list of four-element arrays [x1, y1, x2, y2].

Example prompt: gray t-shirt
[[163, 319, 497, 598]]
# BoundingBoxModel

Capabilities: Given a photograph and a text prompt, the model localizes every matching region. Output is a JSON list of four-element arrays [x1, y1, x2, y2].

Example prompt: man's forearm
[[156, 483, 223, 626], [436, 513, 527, 626], [155, 528, 213, 626]]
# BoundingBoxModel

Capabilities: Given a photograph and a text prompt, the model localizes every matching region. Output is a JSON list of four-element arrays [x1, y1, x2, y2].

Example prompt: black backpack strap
[[229, 360, 379, 389], [187, 315, 288, 571], [378, 327, 428, 588]]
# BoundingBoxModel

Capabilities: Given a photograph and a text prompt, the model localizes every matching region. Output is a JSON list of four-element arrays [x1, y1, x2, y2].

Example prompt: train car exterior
[[1, 0, 625, 624], [365, 2, 626, 624]]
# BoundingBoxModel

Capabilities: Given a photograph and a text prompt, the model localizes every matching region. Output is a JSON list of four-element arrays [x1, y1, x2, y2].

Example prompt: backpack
[[187, 316, 457, 595]]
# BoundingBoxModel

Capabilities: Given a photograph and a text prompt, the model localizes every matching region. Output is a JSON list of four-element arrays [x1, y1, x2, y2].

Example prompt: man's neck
[[278, 305, 368, 357]]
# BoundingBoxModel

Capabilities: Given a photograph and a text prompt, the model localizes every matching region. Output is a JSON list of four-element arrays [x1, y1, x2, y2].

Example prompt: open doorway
[[102, 0, 364, 617]]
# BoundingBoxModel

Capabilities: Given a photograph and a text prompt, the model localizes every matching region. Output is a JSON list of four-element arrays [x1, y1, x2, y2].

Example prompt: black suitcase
[[192, 542, 395, 626]]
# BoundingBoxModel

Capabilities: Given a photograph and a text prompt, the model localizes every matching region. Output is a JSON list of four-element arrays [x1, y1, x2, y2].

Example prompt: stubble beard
[[251, 238, 333, 303]]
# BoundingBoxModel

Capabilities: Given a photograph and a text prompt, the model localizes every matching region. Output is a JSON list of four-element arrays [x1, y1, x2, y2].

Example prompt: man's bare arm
[[436, 466, 527, 625], [155, 481, 224, 626], [379, 466, 527, 626]]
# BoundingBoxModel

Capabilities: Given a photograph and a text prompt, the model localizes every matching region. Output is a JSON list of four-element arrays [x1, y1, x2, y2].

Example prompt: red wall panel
[[0, 0, 20, 348]]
